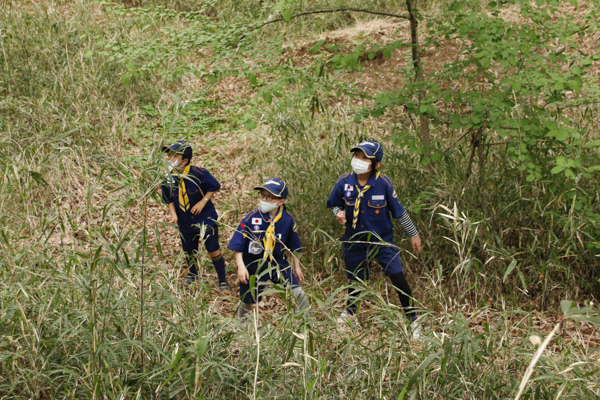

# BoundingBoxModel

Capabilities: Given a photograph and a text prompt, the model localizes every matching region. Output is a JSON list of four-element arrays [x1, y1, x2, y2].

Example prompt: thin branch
[[254, 8, 410, 31], [442, 130, 471, 154]]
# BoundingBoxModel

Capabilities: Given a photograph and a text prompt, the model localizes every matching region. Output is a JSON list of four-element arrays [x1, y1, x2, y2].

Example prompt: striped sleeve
[[397, 212, 419, 238], [331, 206, 344, 216]]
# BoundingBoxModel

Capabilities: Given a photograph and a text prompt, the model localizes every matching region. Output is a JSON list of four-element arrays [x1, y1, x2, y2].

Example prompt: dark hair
[[370, 158, 379, 176]]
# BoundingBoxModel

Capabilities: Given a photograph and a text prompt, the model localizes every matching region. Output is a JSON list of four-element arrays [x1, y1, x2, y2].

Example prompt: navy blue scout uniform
[[326, 140, 419, 323], [326, 170, 407, 280], [228, 180, 302, 304], [161, 141, 227, 286]]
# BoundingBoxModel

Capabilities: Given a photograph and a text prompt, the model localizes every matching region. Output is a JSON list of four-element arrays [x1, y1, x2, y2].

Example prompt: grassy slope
[[0, 0, 599, 398]]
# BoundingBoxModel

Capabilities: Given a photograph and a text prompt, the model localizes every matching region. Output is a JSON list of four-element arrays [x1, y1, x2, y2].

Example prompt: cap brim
[[350, 146, 376, 158], [254, 186, 283, 198], [163, 144, 185, 154]]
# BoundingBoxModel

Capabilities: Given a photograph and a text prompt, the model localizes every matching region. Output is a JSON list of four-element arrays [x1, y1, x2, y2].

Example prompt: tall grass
[[0, 0, 599, 399]]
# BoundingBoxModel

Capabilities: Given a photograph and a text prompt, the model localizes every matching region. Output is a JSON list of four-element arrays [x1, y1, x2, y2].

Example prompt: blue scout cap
[[162, 140, 193, 160], [254, 178, 289, 199], [350, 140, 383, 162]]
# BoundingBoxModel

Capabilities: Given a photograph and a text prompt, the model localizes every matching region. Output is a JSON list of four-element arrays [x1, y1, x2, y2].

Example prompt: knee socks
[[210, 251, 227, 283], [389, 271, 417, 322]]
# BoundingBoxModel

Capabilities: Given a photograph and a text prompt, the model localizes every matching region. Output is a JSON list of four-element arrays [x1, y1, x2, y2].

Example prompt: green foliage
[[1, 0, 600, 398]]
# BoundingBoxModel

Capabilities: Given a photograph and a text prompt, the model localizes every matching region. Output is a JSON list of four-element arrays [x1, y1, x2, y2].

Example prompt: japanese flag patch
[[344, 184, 354, 191], [251, 218, 262, 225]]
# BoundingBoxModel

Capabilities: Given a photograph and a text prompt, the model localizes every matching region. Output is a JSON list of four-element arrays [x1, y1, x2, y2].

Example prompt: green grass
[[0, 0, 599, 398]]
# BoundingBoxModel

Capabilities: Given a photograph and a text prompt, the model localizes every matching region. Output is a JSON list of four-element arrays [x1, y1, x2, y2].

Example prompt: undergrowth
[[0, 0, 599, 399]]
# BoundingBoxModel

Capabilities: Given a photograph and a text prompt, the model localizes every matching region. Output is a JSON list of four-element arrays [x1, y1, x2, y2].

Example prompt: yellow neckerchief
[[176, 164, 192, 212], [263, 207, 284, 262], [352, 172, 379, 229]]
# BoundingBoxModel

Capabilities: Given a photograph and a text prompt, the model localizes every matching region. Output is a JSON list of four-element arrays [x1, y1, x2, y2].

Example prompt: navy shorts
[[343, 242, 403, 281], [180, 223, 221, 261], [239, 260, 299, 304]]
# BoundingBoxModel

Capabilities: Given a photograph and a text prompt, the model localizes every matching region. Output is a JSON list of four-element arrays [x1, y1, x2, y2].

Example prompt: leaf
[[125, 61, 135, 72], [262, 92, 273, 104], [561, 300, 574, 315], [247, 73, 257, 85], [121, 74, 132, 85], [245, 119, 257, 130], [512, 81, 522, 92], [29, 171, 48, 186], [571, 76, 582, 92], [273, 1, 286, 10], [570, 0, 578, 6], [397, 352, 442, 400], [83, 51, 93, 59], [282, 9, 292, 22], [420, 157, 431, 166], [481, 57, 491, 68], [382, 48, 392, 59], [555, 130, 569, 141], [526, 174, 536, 182], [551, 165, 564, 174], [309, 40, 324, 54], [503, 260, 517, 282]]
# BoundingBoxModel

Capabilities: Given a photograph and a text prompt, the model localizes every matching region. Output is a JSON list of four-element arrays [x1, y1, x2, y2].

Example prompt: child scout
[[161, 140, 230, 290], [228, 178, 310, 323], [326, 140, 423, 339]]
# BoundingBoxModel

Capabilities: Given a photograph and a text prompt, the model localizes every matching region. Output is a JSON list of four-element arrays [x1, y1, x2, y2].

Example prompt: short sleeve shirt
[[161, 165, 221, 233], [326, 172, 405, 242], [228, 209, 301, 270]]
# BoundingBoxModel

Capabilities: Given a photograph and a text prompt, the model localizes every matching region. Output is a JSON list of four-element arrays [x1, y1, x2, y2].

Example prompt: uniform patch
[[253, 225, 261, 231], [248, 241, 262, 255], [375, 209, 381, 215], [293, 223, 298, 232], [251, 218, 262, 225], [344, 184, 354, 191], [372, 195, 385, 200], [392, 190, 398, 198], [346, 191, 353, 197]]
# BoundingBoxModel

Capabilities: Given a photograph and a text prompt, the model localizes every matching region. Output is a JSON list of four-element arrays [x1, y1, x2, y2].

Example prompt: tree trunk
[[406, 0, 430, 148]]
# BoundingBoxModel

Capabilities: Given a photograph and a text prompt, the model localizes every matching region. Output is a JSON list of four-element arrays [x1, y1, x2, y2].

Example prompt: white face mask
[[351, 158, 371, 175], [260, 200, 279, 213], [168, 159, 184, 170]]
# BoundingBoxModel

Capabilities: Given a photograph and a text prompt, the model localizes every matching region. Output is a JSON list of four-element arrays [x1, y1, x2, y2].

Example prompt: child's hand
[[294, 265, 305, 284], [238, 265, 249, 284], [169, 213, 178, 224], [411, 235, 422, 254], [336, 211, 347, 225], [190, 202, 205, 215]]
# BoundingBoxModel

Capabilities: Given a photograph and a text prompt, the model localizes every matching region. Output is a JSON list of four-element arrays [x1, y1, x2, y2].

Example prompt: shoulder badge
[[392, 190, 398, 198]]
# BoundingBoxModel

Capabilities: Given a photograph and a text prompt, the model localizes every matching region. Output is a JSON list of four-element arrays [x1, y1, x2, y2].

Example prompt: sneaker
[[219, 280, 231, 291], [184, 275, 196, 286], [411, 320, 423, 341], [336, 310, 356, 325]]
